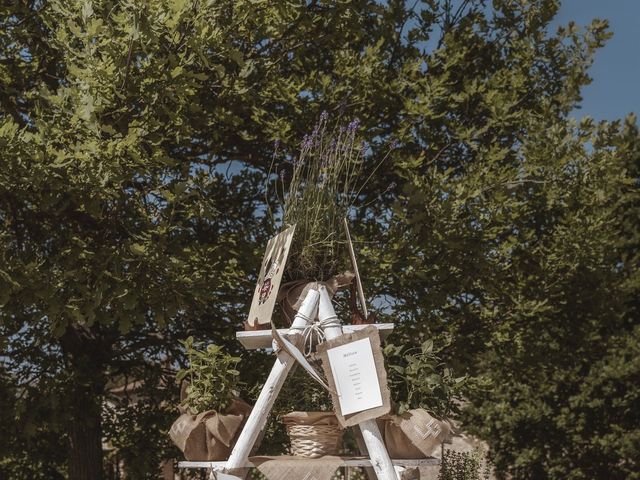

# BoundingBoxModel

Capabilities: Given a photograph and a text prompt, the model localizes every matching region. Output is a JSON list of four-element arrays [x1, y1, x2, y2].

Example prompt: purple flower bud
[[301, 134, 313, 150], [274, 139, 280, 150], [360, 140, 368, 156], [279, 169, 286, 181], [347, 118, 360, 132], [391, 139, 399, 149], [320, 110, 329, 122]]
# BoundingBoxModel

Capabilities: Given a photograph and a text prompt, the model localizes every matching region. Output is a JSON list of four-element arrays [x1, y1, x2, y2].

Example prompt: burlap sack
[[205, 399, 253, 460], [377, 408, 450, 458], [251, 455, 344, 480], [169, 410, 212, 460], [278, 272, 355, 325], [169, 398, 252, 461], [280, 411, 339, 427]]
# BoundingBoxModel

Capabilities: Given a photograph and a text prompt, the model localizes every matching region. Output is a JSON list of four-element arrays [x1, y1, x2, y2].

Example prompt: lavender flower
[[360, 140, 368, 157], [347, 118, 360, 132], [301, 133, 313, 150], [320, 110, 329, 122]]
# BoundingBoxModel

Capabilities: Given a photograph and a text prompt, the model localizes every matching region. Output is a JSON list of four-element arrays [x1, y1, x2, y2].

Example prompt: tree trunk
[[62, 325, 108, 480], [68, 396, 104, 480]]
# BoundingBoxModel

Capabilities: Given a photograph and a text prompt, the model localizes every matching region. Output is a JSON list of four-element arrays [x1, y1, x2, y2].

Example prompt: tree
[[1, 1, 637, 479], [0, 0, 428, 477], [459, 116, 640, 479], [354, 2, 640, 478]]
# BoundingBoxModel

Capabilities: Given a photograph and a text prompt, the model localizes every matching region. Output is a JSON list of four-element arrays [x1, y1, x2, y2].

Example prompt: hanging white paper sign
[[326, 337, 383, 416]]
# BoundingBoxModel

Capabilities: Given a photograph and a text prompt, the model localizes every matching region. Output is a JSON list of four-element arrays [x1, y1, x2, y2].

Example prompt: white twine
[[290, 315, 341, 357]]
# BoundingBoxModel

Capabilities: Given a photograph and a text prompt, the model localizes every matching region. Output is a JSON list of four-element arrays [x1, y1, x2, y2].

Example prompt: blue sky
[[554, 0, 640, 121]]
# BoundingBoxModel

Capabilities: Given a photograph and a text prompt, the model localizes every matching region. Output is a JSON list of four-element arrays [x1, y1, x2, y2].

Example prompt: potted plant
[[177, 337, 242, 414], [381, 338, 467, 458], [268, 112, 392, 325], [169, 337, 252, 461], [276, 367, 343, 458]]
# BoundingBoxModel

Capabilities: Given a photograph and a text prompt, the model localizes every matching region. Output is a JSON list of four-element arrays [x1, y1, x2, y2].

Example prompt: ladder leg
[[224, 289, 320, 475], [352, 426, 378, 480], [317, 286, 398, 480], [358, 420, 398, 480]]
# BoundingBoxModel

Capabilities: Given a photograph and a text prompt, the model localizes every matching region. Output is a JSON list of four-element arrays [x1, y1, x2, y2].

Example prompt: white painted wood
[[179, 458, 440, 469], [236, 323, 395, 350], [224, 289, 320, 474], [353, 425, 378, 480], [317, 286, 399, 480]]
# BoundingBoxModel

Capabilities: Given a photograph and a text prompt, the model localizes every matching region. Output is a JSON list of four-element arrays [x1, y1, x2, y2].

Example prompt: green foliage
[[385, 339, 466, 419], [0, 0, 637, 479], [102, 379, 177, 480], [438, 449, 491, 480], [254, 366, 334, 455], [177, 337, 241, 414], [275, 365, 333, 413]]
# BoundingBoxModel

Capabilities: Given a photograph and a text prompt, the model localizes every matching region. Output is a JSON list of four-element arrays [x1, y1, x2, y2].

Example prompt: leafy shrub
[[438, 449, 491, 480], [176, 337, 241, 413], [384, 338, 466, 419]]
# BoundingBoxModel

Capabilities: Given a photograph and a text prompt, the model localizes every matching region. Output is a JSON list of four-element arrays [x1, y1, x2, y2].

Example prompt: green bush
[[438, 449, 491, 480]]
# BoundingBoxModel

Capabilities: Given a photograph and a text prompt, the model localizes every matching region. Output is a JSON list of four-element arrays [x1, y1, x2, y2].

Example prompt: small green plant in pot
[[176, 336, 242, 414], [380, 338, 466, 459], [170, 338, 250, 461], [276, 367, 342, 458], [384, 338, 467, 419]]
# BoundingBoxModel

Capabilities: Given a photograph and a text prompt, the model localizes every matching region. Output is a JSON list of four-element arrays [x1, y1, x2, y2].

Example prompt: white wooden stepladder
[[179, 285, 439, 479]]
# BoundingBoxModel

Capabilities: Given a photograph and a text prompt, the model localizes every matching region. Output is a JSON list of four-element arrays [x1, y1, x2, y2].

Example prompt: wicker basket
[[281, 412, 343, 458]]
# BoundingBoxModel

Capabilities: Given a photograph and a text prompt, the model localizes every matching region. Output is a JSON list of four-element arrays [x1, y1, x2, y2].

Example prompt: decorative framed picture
[[246, 225, 296, 329]]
